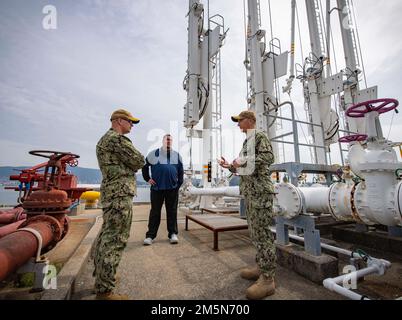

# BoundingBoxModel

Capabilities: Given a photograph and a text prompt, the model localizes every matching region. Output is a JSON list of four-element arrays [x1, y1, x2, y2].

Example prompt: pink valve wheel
[[346, 98, 399, 118], [339, 134, 368, 143]]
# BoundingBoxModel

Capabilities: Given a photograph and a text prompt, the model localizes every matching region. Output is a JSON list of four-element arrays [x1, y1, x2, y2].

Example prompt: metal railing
[[266, 101, 327, 164]]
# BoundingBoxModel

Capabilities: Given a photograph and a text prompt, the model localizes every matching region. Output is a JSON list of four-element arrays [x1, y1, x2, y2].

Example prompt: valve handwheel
[[346, 98, 399, 118], [29, 150, 80, 161], [339, 134, 368, 143]]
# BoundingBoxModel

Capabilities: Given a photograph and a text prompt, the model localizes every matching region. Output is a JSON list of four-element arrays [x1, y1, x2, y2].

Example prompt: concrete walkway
[[71, 205, 344, 300]]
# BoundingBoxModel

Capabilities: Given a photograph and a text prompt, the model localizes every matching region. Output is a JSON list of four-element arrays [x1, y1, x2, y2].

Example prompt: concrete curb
[[41, 216, 103, 300]]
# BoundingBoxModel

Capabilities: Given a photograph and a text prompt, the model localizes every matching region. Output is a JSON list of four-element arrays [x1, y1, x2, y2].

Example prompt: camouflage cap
[[231, 110, 256, 123], [110, 109, 140, 124]]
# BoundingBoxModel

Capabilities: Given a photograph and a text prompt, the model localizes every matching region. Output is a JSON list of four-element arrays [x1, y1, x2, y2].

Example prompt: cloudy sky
[[0, 0, 401, 170]]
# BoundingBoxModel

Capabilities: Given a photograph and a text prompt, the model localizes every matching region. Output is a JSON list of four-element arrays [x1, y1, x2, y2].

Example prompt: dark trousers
[[146, 188, 179, 239]]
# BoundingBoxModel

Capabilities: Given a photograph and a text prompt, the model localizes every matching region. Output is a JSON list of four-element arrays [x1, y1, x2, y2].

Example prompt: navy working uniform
[[231, 129, 276, 279], [94, 128, 145, 294]]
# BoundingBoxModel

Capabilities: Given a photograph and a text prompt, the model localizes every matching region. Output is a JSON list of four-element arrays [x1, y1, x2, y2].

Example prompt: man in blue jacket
[[142, 134, 184, 245]]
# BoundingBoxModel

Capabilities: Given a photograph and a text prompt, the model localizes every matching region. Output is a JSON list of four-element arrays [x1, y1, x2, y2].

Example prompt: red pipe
[[0, 207, 24, 216], [0, 207, 26, 224], [0, 220, 26, 239], [0, 215, 67, 282], [0, 213, 27, 224]]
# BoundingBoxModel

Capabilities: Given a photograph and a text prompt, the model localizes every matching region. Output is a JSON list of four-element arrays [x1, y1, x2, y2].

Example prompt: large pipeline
[[0, 220, 26, 239], [187, 181, 402, 226], [0, 207, 26, 224], [0, 214, 67, 281]]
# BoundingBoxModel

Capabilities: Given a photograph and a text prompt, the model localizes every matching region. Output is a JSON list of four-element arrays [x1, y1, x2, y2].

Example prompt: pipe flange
[[395, 181, 402, 225], [353, 183, 376, 226], [328, 183, 355, 222], [274, 183, 302, 219], [328, 183, 341, 221], [350, 183, 367, 225]]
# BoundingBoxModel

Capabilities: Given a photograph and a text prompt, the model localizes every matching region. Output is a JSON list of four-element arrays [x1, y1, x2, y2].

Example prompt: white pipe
[[323, 267, 376, 300], [325, 0, 331, 76], [188, 186, 241, 198], [269, 226, 392, 300], [299, 187, 331, 214], [323, 258, 391, 301], [269, 227, 391, 262], [188, 177, 402, 226], [185, 0, 203, 128]]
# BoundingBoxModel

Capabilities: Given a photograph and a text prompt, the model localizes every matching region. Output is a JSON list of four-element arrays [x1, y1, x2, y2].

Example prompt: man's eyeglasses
[[121, 118, 134, 125]]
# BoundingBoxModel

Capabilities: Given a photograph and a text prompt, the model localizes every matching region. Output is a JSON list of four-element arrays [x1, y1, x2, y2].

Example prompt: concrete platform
[[1, 204, 401, 300], [70, 205, 344, 300], [276, 243, 338, 284]]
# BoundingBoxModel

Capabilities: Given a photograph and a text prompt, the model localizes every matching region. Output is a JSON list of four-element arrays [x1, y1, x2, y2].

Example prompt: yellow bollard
[[80, 191, 101, 209]]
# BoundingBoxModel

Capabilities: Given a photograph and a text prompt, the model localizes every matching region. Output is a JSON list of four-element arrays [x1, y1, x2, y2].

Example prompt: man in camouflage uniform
[[219, 110, 276, 300], [94, 109, 145, 300]]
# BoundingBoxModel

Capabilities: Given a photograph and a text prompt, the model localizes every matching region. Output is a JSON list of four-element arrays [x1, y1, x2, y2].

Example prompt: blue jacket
[[141, 148, 184, 191]]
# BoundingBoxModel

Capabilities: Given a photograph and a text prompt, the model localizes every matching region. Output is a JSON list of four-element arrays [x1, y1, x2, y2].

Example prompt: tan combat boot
[[240, 265, 262, 281], [245, 275, 275, 300], [95, 292, 129, 300]]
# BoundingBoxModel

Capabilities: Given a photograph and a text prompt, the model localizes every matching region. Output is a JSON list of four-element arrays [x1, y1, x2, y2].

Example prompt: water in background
[[0, 186, 151, 206]]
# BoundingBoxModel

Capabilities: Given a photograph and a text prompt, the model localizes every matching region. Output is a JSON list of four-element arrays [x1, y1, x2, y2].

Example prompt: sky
[[0, 0, 401, 170]]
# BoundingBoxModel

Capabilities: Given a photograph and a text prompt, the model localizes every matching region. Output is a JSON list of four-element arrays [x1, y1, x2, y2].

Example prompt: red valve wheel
[[339, 134, 368, 143], [346, 98, 399, 118], [29, 150, 80, 161]]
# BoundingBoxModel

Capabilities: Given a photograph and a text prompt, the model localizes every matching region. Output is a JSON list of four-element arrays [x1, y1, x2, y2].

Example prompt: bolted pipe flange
[[274, 183, 303, 219]]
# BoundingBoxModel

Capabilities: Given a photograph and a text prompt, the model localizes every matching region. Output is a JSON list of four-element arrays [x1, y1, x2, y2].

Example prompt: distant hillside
[[0, 166, 148, 186]]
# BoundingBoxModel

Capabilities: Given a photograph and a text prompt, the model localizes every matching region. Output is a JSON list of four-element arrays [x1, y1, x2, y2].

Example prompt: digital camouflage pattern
[[94, 128, 145, 293], [96, 129, 145, 204], [231, 130, 276, 278], [93, 196, 133, 293]]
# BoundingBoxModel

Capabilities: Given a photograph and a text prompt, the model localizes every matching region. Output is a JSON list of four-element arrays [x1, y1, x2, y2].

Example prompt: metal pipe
[[0, 208, 20, 215], [0, 215, 67, 281], [299, 187, 331, 214], [0, 207, 27, 224], [247, 0, 266, 129], [323, 259, 391, 300], [326, 0, 331, 75], [323, 268, 375, 300], [271, 226, 392, 301], [282, 0, 296, 95], [188, 186, 241, 198], [0, 213, 21, 224], [270, 226, 391, 264], [184, 0, 202, 128], [289, 0, 296, 78], [0, 220, 26, 239], [0, 212, 27, 224]]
